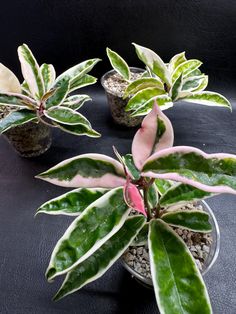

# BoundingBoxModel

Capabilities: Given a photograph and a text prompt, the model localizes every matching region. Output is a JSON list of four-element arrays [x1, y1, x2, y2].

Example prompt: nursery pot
[[4, 121, 52, 158], [121, 201, 220, 288], [101, 67, 144, 127]]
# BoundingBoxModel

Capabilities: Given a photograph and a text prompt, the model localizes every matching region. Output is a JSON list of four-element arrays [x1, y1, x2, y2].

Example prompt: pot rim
[[121, 200, 220, 286]]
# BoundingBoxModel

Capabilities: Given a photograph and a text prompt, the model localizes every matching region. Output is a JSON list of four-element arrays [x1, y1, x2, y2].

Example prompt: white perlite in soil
[[123, 203, 213, 279], [0, 107, 11, 119]]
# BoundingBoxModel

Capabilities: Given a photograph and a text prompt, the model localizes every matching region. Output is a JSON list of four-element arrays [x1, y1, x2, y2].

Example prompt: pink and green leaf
[[123, 180, 146, 216]]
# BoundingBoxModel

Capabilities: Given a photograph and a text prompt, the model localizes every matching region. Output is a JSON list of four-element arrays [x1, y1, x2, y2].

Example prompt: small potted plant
[[35, 100, 236, 314], [101, 47, 146, 127], [0, 44, 101, 157]]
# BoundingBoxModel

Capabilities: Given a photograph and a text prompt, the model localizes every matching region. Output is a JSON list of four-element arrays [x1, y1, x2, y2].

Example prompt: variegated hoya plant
[[36, 100, 236, 314], [107, 44, 231, 116], [0, 44, 100, 137]]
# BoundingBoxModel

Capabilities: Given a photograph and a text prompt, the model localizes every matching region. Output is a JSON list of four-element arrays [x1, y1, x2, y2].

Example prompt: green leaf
[[170, 74, 183, 101], [69, 74, 97, 93], [168, 52, 186, 74], [56, 59, 100, 86], [149, 219, 212, 314], [125, 87, 166, 112], [21, 81, 31, 96], [193, 75, 208, 92], [124, 77, 164, 99], [142, 146, 236, 194], [36, 188, 109, 216], [131, 222, 149, 246], [130, 95, 173, 117], [62, 95, 91, 110], [54, 122, 100, 138], [147, 183, 159, 208], [46, 79, 70, 109], [45, 107, 91, 127], [46, 187, 130, 280], [123, 154, 141, 180], [40, 63, 56, 91], [0, 109, 37, 133], [133, 43, 171, 87], [172, 59, 202, 83], [106, 48, 130, 81], [161, 210, 212, 232], [183, 91, 232, 110], [0, 92, 37, 109], [17, 44, 45, 99], [37, 153, 126, 188], [54, 215, 146, 300], [155, 178, 173, 195], [159, 183, 212, 207], [181, 75, 207, 92], [185, 68, 202, 77]]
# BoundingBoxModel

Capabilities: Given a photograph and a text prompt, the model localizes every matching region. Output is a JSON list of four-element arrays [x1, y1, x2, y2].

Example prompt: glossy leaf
[[149, 219, 212, 314], [46, 79, 70, 108], [133, 43, 171, 86], [123, 154, 141, 180], [170, 74, 183, 101], [161, 210, 212, 232], [36, 188, 108, 216], [45, 107, 91, 127], [62, 95, 91, 110], [0, 92, 37, 109], [69, 74, 97, 92], [132, 102, 174, 170], [124, 77, 164, 99], [17, 44, 45, 99], [142, 146, 236, 194], [54, 122, 100, 138], [131, 222, 149, 246], [130, 94, 173, 117], [21, 81, 31, 96], [123, 180, 146, 216], [147, 183, 159, 208], [183, 91, 232, 110], [0, 109, 37, 133], [159, 183, 212, 207], [172, 59, 202, 83], [125, 87, 166, 112], [37, 153, 126, 188], [0, 63, 21, 93], [181, 75, 208, 92], [46, 187, 130, 280], [168, 52, 186, 74], [155, 178, 173, 195], [40, 63, 56, 91], [106, 48, 130, 81], [54, 215, 146, 300]]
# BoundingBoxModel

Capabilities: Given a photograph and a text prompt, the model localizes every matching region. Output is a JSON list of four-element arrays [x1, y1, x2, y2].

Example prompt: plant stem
[[143, 186, 152, 220]]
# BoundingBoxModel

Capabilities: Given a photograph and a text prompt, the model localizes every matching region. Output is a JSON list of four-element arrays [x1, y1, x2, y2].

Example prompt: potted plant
[[0, 44, 101, 157], [35, 100, 236, 314], [101, 47, 145, 127]]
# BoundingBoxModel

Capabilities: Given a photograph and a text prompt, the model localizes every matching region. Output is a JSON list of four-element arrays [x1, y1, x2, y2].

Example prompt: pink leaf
[[123, 180, 147, 216], [132, 100, 174, 170]]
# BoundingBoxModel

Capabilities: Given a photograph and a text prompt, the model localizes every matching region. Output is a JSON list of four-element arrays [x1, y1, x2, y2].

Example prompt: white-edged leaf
[[106, 48, 130, 81], [0, 63, 21, 93], [40, 63, 56, 91]]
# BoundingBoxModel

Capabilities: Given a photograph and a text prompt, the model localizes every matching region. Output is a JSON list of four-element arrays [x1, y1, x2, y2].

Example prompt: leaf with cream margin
[[149, 219, 212, 314], [133, 43, 171, 87], [132, 101, 174, 170], [159, 183, 212, 207], [123, 179, 146, 216], [106, 48, 130, 81], [53, 215, 146, 300], [36, 153, 126, 188], [172, 59, 202, 83], [183, 91, 232, 110], [46, 187, 130, 281], [123, 154, 141, 180], [17, 44, 45, 99], [155, 178, 174, 195], [69, 74, 97, 93], [0, 63, 21, 93], [36, 188, 109, 216], [40, 63, 56, 91], [0, 92, 37, 109], [123, 77, 164, 99], [168, 52, 186, 74], [142, 146, 236, 194], [181, 75, 208, 92], [46, 79, 70, 109], [62, 95, 91, 110], [0, 110, 37, 133], [54, 122, 101, 138], [170, 74, 183, 101], [131, 222, 149, 246]]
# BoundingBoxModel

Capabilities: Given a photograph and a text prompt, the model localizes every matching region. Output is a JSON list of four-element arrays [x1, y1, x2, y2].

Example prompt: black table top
[[0, 87, 236, 314]]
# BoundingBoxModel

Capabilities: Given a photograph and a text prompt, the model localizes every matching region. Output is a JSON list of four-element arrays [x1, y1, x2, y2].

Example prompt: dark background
[[0, 1, 236, 313]]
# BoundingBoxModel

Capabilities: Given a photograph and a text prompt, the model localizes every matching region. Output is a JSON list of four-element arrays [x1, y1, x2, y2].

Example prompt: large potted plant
[[35, 100, 236, 314], [0, 44, 101, 157]]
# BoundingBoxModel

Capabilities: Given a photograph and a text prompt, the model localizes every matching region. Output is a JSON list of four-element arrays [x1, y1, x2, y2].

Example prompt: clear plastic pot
[[4, 121, 52, 158], [121, 200, 220, 287], [101, 67, 144, 127]]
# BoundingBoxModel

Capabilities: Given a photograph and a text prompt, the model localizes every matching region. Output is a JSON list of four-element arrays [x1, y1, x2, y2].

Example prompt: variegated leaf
[[17, 44, 45, 99], [123, 154, 141, 180], [142, 146, 236, 194], [0, 92, 37, 109], [69, 74, 97, 93], [54, 122, 100, 138], [155, 178, 174, 195], [170, 74, 183, 101], [124, 77, 164, 99], [40, 63, 56, 91], [106, 48, 130, 81], [132, 101, 174, 170], [0, 110, 37, 133], [172, 59, 202, 83], [181, 75, 207, 92], [46, 79, 70, 108], [123, 180, 146, 216], [62, 95, 91, 110], [168, 52, 186, 74], [0, 63, 21, 93], [37, 153, 126, 188], [46, 187, 130, 280]]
